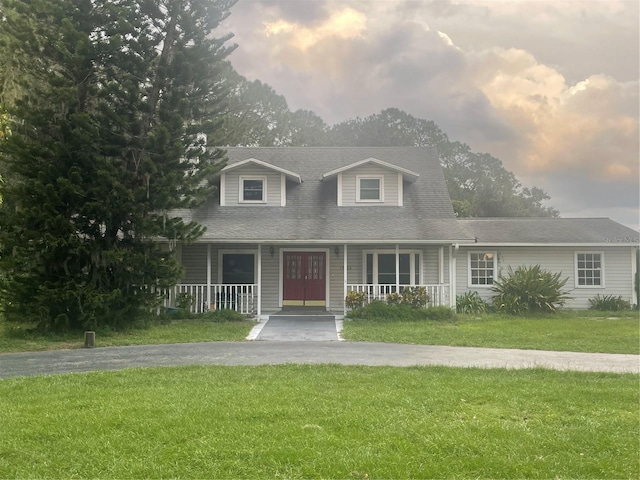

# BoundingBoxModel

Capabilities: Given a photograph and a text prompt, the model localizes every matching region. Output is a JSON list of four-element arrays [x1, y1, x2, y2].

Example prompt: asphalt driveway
[[1, 341, 638, 379]]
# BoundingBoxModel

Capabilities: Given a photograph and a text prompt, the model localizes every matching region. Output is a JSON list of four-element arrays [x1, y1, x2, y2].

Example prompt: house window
[[222, 253, 255, 284], [575, 252, 603, 287], [240, 176, 266, 203], [357, 176, 383, 202], [365, 252, 421, 285], [469, 252, 496, 286]]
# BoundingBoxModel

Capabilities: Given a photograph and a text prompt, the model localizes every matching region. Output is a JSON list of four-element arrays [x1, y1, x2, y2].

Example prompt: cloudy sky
[[221, 0, 639, 229]]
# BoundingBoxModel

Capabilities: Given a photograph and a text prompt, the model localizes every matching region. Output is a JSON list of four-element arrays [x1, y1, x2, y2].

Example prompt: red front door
[[283, 252, 326, 306]]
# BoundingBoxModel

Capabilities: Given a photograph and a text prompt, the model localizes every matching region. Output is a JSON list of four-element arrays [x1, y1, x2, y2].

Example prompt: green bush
[[588, 294, 631, 311], [421, 306, 456, 321], [492, 265, 570, 315], [175, 292, 195, 311], [456, 291, 489, 314], [345, 290, 367, 310], [348, 300, 411, 320], [199, 309, 246, 322], [400, 286, 430, 308], [385, 292, 403, 306], [385, 286, 429, 307], [348, 300, 455, 322]]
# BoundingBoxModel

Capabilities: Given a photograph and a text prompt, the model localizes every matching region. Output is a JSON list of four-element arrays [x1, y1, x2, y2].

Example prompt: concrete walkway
[[248, 315, 343, 341], [1, 341, 638, 379]]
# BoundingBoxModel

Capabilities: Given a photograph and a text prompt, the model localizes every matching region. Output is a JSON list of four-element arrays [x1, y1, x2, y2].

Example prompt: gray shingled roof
[[177, 147, 473, 243], [171, 147, 638, 245], [459, 218, 639, 244]]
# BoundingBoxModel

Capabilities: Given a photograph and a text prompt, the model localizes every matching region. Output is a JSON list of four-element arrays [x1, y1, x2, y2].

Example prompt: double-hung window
[[575, 252, 603, 287], [357, 176, 383, 202], [240, 176, 266, 203], [468, 252, 496, 286]]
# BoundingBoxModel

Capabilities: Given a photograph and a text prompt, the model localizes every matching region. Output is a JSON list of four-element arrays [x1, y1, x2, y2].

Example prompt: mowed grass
[[342, 310, 640, 354], [0, 317, 255, 353], [0, 365, 637, 479]]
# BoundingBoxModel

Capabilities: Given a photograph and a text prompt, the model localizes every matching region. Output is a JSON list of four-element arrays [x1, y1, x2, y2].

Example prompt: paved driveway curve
[[1, 342, 638, 379]]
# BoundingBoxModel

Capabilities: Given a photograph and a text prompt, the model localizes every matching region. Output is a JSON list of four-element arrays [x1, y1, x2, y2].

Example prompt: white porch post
[[632, 247, 637, 306], [448, 244, 458, 309], [206, 244, 212, 310], [395, 244, 400, 293], [343, 244, 348, 316], [257, 244, 262, 317], [438, 246, 444, 284]]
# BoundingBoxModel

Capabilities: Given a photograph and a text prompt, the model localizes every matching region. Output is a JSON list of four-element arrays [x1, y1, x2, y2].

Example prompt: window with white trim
[[575, 252, 603, 287], [357, 176, 383, 202], [364, 251, 421, 285], [240, 176, 266, 203], [468, 252, 496, 286]]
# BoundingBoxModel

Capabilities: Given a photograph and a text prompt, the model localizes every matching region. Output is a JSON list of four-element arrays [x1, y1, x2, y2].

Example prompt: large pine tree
[[0, 0, 236, 330]]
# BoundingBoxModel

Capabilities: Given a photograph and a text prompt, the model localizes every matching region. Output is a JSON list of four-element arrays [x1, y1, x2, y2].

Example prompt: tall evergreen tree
[[0, 0, 237, 330]]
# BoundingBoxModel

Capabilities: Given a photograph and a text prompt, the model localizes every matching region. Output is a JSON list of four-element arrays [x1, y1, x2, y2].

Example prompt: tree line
[[0, 0, 557, 331]]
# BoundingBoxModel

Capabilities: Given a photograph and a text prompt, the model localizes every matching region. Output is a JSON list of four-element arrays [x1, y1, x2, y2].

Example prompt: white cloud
[[222, 0, 639, 227], [263, 7, 367, 51]]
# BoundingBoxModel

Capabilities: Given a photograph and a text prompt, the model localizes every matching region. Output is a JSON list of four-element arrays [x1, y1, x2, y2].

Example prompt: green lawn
[[0, 317, 255, 353], [1, 310, 638, 354], [0, 365, 637, 479], [342, 310, 640, 354]]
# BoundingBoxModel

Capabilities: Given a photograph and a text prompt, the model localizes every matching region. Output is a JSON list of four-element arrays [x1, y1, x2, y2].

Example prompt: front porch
[[163, 282, 450, 316], [168, 243, 457, 318]]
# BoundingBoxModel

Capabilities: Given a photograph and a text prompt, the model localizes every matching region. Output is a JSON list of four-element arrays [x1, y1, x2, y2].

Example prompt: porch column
[[343, 244, 348, 316], [448, 244, 458, 309], [395, 244, 400, 293], [438, 246, 444, 284], [257, 244, 262, 317], [206, 244, 212, 310]]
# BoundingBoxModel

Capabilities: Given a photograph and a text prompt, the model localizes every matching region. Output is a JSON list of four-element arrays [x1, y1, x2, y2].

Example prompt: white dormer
[[322, 158, 419, 206], [220, 158, 301, 207]]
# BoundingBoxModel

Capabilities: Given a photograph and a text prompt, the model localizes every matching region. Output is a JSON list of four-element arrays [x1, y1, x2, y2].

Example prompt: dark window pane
[[243, 179, 263, 201], [366, 254, 373, 284], [222, 254, 254, 284], [359, 178, 380, 200]]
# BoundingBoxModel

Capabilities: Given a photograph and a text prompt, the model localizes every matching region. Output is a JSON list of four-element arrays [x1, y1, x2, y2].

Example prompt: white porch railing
[[347, 284, 450, 307], [164, 284, 257, 315]]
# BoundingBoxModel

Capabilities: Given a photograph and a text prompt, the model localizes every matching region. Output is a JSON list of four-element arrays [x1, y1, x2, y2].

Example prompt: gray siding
[[260, 245, 280, 312], [181, 244, 208, 283], [456, 246, 635, 309]]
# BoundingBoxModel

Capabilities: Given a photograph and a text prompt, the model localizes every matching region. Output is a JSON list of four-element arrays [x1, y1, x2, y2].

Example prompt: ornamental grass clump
[[456, 291, 490, 314], [492, 265, 570, 315], [588, 294, 631, 311]]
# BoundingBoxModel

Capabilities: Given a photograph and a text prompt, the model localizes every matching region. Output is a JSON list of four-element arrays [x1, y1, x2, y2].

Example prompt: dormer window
[[240, 176, 266, 203], [357, 176, 384, 202]]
